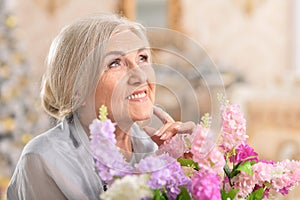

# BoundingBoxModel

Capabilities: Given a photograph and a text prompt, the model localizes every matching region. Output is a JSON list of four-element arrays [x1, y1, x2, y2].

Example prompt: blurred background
[[0, 0, 300, 199]]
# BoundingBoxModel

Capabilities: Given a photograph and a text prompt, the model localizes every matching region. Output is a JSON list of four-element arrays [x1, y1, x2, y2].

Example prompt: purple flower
[[89, 119, 116, 144], [229, 143, 258, 163], [142, 154, 190, 200], [191, 170, 221, 200], [89, 119, 133, 183], [138, 154, 176, 173]]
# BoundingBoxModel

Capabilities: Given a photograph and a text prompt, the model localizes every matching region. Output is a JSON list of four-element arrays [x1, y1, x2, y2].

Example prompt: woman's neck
[[79, 114, 134, 161], [114, 126, 133, 161]]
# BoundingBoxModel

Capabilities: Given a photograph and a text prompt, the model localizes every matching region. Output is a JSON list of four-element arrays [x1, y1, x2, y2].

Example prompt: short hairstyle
[[41, 14, 147, 120]]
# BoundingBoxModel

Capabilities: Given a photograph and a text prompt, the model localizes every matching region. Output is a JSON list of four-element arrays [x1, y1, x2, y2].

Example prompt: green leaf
[[221, 189, 239, 200], [177, 158, 199, 170], [223, 163, 231, 177], [224, 161, 242, 179], [236, 161, 253, 176], [225, 161, 254, 181], [227, 188, 239, 199], [232, 161, 242, 171], [152, 189, 167, 200], [230, 170, 241, 178], [176, 187, 191, 200], [250, 160, 257, 165], [246, 188, 264, 200]]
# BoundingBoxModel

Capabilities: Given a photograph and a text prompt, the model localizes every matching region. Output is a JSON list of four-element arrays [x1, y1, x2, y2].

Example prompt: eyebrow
[[104, 51, 125, 57], [104, 47, 148, 58]]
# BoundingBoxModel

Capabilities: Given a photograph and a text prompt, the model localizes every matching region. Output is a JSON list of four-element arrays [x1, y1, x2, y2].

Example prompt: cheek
[[141, 65, 156, 83], [150, 83, 156, 102], [95, 72, 127, 112], [95, 75, 115, 108], [141, 65, 156, 103]]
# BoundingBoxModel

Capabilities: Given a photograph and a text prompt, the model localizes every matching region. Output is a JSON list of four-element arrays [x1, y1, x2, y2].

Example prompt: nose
[[127, 61, 147, 86]]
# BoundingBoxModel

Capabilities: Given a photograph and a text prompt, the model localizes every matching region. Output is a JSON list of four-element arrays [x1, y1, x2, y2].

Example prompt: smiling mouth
[[126, 90, 147, 100]]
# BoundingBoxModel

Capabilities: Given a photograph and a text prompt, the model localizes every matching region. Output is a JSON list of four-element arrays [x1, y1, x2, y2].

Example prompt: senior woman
[[7, 14, 195, 200]]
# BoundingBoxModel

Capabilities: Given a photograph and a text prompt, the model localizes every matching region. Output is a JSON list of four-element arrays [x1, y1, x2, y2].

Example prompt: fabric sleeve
[[6, 153, 67, 200]]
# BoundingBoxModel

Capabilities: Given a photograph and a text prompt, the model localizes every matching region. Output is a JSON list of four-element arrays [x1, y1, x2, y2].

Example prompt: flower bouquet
[[89, 96, 300, 200]]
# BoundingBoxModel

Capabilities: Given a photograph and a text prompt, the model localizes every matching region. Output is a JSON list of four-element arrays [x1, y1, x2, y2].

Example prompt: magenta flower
[[191, 170, 221, 200], [229, 143, 258, 163]]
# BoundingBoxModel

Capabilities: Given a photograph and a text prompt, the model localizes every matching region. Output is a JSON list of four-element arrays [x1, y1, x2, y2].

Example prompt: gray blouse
[[7, 114, 158, 200]]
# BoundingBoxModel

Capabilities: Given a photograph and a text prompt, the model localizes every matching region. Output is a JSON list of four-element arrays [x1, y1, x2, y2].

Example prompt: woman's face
[[95, 29, 156, 125]]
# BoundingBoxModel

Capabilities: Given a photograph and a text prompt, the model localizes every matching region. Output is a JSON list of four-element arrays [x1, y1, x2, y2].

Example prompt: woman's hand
[[143, 106, 196, 146]]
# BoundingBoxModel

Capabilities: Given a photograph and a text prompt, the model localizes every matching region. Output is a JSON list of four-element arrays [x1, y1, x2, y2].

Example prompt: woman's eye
[[108, 59, 121, 68], [139, 55, 148, 63]]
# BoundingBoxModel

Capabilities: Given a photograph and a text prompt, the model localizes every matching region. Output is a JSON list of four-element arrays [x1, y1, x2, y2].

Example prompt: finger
[[159, 131, 174, 140], [155, 122, 175, 137], [153, 106, 175, 124], [143, 126, 166, 146], [158, 121, 182, 138], [176, 121, 196, 134], [159, 122, 182, 140], [143, 121, 175, 138], [150, 135, 164, 146]]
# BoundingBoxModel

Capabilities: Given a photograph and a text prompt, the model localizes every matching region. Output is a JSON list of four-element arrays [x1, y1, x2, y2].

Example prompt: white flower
[[100, 174, 153, 200]]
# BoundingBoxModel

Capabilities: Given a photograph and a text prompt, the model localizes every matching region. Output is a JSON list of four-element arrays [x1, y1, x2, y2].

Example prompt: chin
[[130, 113, 151, 122], [128, 100, 154, 122], [130, 110, 152, 122]]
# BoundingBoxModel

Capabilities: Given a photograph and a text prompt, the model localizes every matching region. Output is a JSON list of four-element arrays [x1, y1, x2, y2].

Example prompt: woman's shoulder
[[21, 120, 70, 157]]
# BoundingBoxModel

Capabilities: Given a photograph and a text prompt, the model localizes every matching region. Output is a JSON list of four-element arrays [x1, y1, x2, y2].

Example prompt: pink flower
[[191, 125, 215, 159], [191, 125, 225, 175], [231, 162, 273, 198], [231, 171, 257, 198], [220, 104, 248, 152], [232, 160, 300, 198], [191, 170, 221, 200], [270, 160, 300, 193], [157, 134, 191, 158]]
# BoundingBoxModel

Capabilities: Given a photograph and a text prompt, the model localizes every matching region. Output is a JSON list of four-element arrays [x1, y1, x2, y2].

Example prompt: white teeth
[[127, 92, 146, 100]]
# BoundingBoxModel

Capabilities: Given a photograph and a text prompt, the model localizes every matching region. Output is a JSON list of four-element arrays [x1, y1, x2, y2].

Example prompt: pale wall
[[14, 0, 117, 78], [181, 0, 292, 87]]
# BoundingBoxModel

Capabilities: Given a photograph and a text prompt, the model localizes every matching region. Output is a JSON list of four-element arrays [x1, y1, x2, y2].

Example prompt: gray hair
[[41, 14, 147, 120]]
